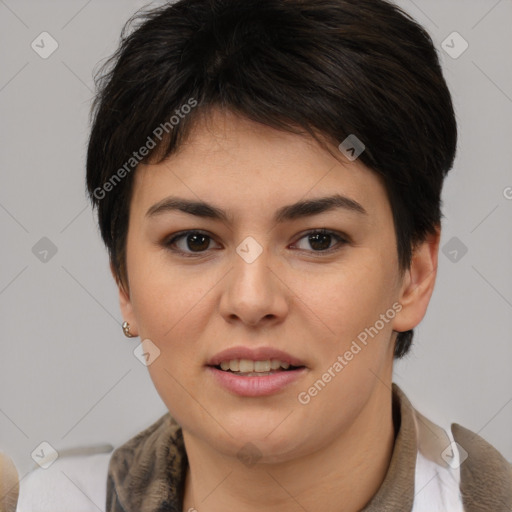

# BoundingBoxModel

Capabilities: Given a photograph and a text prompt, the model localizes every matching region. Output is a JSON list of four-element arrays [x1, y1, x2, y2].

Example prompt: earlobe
[[392, 227, 441, 333], [110, 261, 138, 337]]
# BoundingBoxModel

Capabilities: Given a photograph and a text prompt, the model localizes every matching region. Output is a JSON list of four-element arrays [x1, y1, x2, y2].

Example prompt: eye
[[164, 230, 220, 256], [292, 229, 349, 254]]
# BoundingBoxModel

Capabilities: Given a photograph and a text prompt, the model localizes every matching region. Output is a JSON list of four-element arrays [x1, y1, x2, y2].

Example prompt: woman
[[15, 0, 512, 510]]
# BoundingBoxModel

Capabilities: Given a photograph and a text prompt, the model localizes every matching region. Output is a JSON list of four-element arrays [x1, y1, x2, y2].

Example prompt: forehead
[[131, 109, 390, 223]]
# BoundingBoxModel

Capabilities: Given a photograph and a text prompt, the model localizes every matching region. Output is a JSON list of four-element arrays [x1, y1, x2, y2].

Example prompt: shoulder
[[393, 384, 512, 512], [451, 423, 512, 510], [17, 448, 112, 512]]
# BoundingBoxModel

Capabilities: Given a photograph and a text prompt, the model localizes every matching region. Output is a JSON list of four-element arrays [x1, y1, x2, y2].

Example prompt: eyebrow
[[145, 193, 367, 223]]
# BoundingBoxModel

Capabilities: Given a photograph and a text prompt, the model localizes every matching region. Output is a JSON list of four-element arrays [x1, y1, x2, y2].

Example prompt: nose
[[218, 242, 289, 328]]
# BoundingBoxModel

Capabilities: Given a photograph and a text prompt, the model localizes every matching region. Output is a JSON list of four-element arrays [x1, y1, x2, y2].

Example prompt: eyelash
[[163, 229, 349, 258]]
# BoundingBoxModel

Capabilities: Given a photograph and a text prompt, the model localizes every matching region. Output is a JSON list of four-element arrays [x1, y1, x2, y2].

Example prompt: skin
[[116, 108, 440, 512]]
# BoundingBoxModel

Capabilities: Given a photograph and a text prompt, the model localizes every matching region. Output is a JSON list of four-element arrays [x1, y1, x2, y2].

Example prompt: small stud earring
[[122, 321, 135, 338]]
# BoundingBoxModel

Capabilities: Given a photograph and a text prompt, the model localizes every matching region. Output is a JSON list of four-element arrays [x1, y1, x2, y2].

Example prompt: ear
[[392, 226, 441, 333], [110, 261, 138, 337]]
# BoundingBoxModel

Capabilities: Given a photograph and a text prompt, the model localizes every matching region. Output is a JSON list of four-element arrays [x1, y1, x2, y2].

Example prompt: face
[[118, 108, 437, 462]]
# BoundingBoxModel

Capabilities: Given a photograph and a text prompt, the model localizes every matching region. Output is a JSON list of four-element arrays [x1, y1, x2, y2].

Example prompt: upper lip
[[206, 346, 307, 368]]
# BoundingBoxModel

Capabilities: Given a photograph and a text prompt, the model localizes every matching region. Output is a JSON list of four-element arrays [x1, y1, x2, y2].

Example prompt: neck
[[181, 383, 395, 512]]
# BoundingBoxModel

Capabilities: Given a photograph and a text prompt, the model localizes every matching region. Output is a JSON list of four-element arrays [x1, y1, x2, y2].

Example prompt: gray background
[[1, 0, 511, 479]]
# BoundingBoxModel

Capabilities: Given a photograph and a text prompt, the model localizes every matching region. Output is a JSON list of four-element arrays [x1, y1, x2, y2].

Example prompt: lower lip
[[206, 366, 308, 397]]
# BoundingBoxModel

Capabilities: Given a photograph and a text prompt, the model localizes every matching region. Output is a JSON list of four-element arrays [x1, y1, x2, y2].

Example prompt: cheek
[[290, 258, 398, 427], [130, 259, 212, 344], [126, 224, 203, 314], [126, 254, 213, 421], [292, 255, 398, 346]]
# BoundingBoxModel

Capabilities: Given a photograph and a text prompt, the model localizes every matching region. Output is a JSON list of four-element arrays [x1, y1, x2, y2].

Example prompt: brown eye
[[292, 229, 348, 253], [307, 232, 333, 251], [165, 230, 219, 256], [183, 233, 211, 252]]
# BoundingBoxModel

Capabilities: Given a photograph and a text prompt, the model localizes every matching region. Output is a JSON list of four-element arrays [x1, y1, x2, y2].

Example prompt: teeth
[[239, 359, 254, 372], [270, 360, 281, 370], [218, 359, 294, 372], [254, 360, 271, 372]]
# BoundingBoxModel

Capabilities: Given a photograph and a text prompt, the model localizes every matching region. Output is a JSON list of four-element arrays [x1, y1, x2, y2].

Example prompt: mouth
[[206, 345, 307, 369], [209, 359, 306, 377], [205, 348, 308, 396]]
